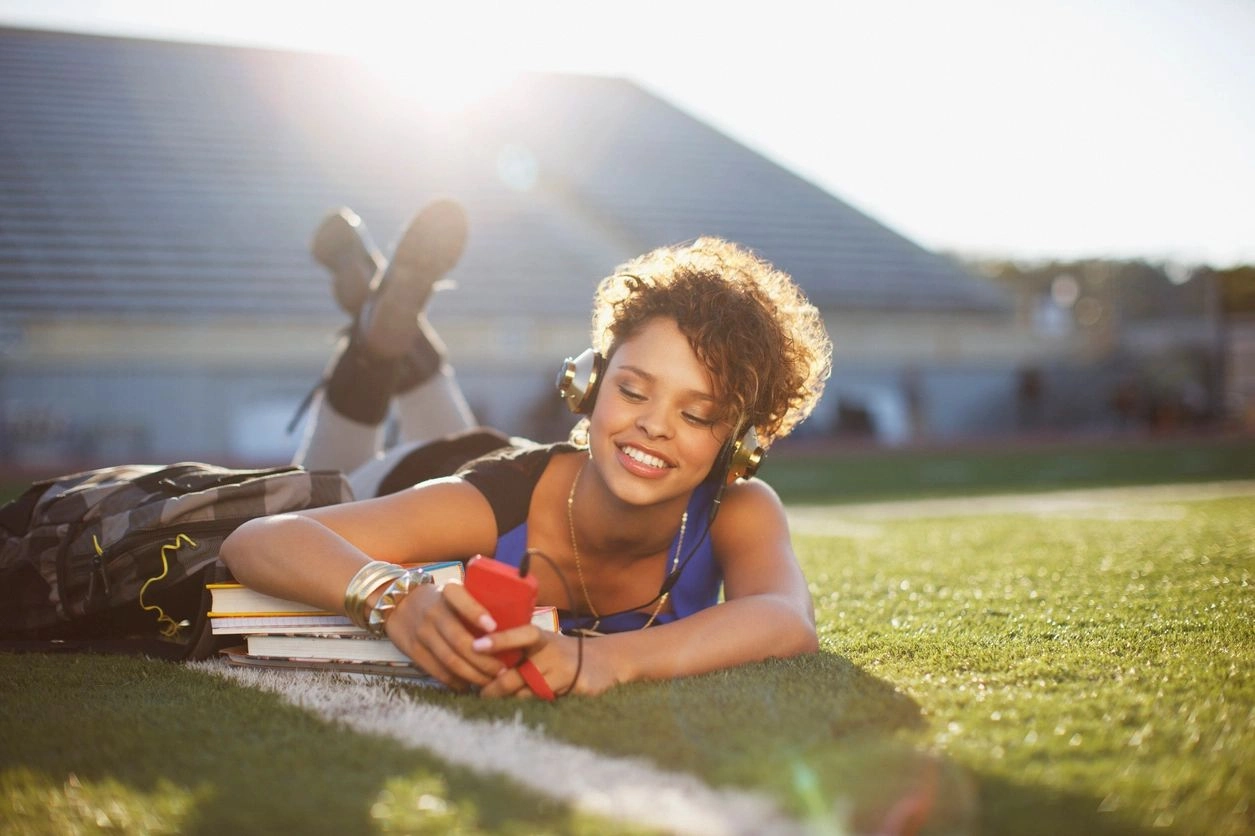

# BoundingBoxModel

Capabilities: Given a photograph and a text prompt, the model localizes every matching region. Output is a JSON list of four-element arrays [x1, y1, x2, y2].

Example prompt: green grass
[[766, 436, 1255, 503], [798, 495, 1253, 835], [0, 655, 627, 835], [2, 454, 1253, 833]]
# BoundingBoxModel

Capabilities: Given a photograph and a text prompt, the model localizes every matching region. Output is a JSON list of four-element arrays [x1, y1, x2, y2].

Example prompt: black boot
[[321, 335, 399, 427], [310, 207, 382, 317], [356, 199, 468, 360], [310, 201, 467, 393], [292, 200, 469, 433]]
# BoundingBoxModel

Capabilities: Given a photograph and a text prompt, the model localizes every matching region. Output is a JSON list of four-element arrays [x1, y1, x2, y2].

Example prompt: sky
[[1, 0, 1252, 267]]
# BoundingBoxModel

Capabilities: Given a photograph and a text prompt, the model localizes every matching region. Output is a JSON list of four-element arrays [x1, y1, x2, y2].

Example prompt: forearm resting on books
[[220, 514, 379, 617]]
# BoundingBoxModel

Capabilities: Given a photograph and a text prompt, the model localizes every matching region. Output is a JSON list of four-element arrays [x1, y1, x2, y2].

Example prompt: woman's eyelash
[[618, 384, 715, 426]]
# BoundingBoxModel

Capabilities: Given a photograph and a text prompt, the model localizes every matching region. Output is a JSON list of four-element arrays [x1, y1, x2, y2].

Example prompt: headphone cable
[[519, 548, 582, 697], [559, 481, 722, 629]]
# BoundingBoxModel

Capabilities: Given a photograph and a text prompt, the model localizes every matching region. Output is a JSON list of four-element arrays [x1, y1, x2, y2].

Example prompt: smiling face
[[586, 317, 731, 510]]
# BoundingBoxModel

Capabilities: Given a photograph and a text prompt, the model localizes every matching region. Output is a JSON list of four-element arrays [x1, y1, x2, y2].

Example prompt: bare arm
[[219, 477, 497, 609], [219, 477, 512, 690], [602, 479, 816, 680]]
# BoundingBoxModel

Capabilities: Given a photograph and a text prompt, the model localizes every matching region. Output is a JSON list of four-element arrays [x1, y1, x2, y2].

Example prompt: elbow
[[758, 621, 817, 664], [788, 621, 820, 656], [781, 610, 819, 657], [753, 605, 818, 660], [219, 516, 270, 580], [752, 595, 819, 659]]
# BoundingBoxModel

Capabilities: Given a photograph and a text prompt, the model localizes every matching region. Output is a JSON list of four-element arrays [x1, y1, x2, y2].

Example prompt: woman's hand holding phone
[[383, 573, 507, 692], [461, 556, 554, 699]]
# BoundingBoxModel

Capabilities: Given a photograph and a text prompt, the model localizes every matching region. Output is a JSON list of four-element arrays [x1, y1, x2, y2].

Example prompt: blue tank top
[[458, 443, 722, 633]]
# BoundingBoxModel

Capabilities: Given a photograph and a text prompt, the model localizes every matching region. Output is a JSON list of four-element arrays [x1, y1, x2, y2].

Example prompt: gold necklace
[[566, 457, 687, 632]]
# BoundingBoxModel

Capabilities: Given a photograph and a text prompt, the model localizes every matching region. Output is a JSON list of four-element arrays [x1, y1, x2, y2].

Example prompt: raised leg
[[292, 200, 475, 481]]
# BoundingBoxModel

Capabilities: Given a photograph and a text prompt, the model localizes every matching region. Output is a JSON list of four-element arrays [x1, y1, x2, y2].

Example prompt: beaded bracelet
[[343, 561, 406, 631], [365, 566, 434, 636]]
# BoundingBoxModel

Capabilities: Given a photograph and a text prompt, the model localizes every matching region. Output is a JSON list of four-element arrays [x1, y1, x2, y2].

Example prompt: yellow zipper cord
[[95, 532, 198, 638]]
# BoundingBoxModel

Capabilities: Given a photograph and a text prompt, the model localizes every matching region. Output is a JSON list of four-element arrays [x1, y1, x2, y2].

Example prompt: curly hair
[[589, 237, 832, 447]]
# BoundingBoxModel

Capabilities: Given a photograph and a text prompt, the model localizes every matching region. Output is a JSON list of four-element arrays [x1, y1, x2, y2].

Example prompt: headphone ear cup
[[724, 426, 764, 483], [555, 348, 605, 414]]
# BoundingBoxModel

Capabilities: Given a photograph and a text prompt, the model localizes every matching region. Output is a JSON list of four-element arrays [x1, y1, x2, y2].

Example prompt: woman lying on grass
[[221, 200, 832, 697]]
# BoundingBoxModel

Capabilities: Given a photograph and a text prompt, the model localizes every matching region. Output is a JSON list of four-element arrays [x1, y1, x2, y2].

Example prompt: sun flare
[[354, 41, 514, 117]]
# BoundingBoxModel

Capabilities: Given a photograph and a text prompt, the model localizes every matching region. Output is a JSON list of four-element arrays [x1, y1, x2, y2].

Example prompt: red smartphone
[[463, 555, 538, 667]]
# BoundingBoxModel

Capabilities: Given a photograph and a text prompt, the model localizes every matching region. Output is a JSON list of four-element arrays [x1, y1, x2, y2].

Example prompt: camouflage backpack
[[0, 462, 352, 660]]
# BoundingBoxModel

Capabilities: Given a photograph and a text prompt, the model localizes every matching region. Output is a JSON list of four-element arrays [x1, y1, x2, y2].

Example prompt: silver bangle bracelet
[[365, 566, 435, 636], [343, 561, 406, 631]]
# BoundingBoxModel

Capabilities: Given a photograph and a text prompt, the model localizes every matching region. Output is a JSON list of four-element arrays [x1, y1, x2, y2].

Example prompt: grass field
[[765, 435, 1255, 504], [1, 441, 1253, 834]]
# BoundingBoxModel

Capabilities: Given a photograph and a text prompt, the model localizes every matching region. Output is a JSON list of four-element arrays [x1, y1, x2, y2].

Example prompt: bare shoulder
[[710, 478, 805, 600], [709, 478, 792, 559], [712, 478, 789, 531]]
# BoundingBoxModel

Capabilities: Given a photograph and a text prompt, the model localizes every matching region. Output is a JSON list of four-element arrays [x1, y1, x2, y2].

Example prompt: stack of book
[[209, 561, 557, 679]]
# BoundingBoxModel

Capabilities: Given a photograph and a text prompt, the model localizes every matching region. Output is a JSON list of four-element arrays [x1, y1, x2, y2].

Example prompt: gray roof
[[0, 26, 1009, 323]]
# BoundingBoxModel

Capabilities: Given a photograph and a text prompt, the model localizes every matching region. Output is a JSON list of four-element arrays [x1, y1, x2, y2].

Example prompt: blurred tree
[[968, 257, 1219, 322], [1209, 265, 1255, 314], [963, 256, 1249, 433]]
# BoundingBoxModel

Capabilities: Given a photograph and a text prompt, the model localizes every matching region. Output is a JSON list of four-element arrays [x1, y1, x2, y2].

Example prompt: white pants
[[292, 365, 475, 498]]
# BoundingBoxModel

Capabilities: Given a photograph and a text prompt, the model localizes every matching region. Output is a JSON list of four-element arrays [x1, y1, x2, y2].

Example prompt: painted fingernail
[[471, 637, 492, 652], [478, 614, 497, 632]]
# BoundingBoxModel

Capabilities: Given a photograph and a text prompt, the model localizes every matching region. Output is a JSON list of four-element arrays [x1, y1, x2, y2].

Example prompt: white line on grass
[[196, 660, 809, 836]]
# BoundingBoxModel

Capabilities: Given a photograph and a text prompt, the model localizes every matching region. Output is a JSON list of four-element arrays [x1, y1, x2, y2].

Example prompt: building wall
[[1223, 316, 1255, 430], [0, 313, 592, 467], [3, 304, 1081, 467], [805, 309, 1076, 443]]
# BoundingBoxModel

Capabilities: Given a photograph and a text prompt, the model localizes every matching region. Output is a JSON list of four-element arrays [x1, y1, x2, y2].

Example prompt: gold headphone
[[556, 348, 764, 484]]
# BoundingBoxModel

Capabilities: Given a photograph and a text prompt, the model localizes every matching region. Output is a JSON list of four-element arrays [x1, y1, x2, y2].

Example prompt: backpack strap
[[130, 464, 304, 496]]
